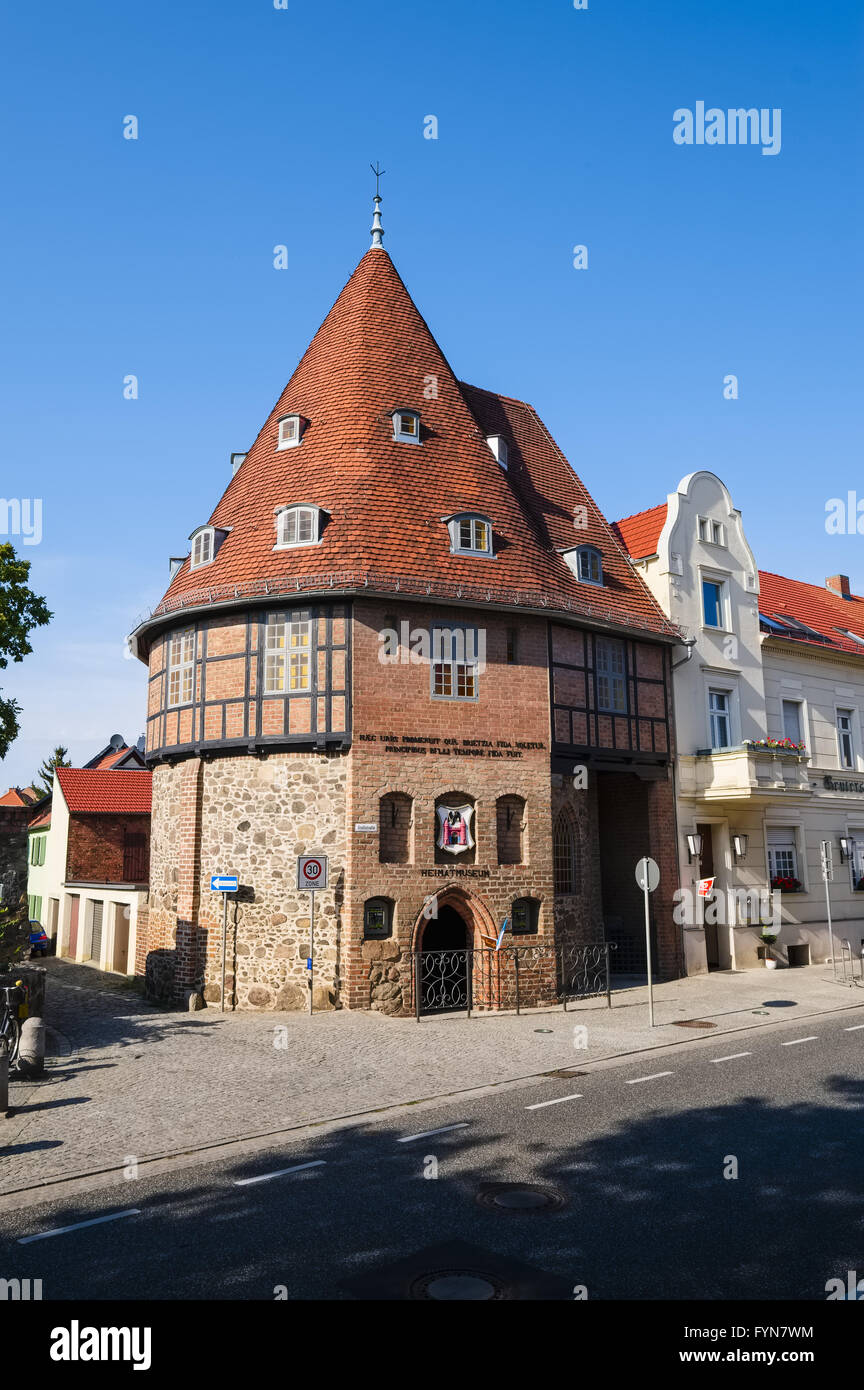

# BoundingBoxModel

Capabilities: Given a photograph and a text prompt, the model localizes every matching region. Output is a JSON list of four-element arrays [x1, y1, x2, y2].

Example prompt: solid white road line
[[18, 1209, 141, 1244], [525, 1093, 583, 1110], [234, 1160, 326, 1187], [626, 1071, 673, 1085], [781, 1036, 818, 1046], [710, 1052, 752, 1063], [844, 1024, 864, 1031], [396, 1123, 469, 1144]]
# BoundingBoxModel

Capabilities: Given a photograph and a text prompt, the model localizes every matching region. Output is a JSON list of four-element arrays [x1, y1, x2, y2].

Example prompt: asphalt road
[[3, 1004, 863, 1300]]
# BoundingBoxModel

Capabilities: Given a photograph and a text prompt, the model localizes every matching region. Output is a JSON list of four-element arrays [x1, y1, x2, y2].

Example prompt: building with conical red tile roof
[[130, 199, 685, 1012]]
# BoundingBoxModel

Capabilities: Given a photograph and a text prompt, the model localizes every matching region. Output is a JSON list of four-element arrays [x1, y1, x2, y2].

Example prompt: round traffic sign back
[[635, 856, 660, 892]]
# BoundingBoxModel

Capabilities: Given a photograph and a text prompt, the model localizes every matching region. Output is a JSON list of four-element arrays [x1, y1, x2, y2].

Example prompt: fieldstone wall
[[144, 752, 347, 1009]]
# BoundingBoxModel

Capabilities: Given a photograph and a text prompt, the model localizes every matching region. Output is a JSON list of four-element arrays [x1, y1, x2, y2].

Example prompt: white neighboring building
[[613, 471, 864, 974], [27, 766, 151, 976]]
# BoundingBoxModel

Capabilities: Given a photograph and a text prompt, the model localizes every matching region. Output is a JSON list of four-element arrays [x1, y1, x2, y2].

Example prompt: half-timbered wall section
[[549, 623, 671, 760], [146, 603, 350, 760]]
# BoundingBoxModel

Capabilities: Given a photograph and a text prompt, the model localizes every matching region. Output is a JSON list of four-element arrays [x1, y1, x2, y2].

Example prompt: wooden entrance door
[[112, 904, 130, 973]]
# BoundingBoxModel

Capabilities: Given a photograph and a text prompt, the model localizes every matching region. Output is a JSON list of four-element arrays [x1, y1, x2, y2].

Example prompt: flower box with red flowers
[[770, 875, 802, 892]]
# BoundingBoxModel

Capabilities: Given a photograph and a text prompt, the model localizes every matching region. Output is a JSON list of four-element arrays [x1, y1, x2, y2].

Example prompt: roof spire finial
[[370, 162, 386, 248]]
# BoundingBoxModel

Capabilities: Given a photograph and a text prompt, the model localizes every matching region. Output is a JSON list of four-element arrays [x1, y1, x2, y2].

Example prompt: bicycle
[[0, 981, 27, 1065]]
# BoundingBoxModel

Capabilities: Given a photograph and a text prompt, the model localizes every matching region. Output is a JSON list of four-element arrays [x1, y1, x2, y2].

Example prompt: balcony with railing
[[677, 741, 811, 802]]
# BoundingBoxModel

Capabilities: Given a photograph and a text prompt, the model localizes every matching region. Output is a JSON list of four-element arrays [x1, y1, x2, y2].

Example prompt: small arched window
[[392, 409, 421, 443], [554, 813, 579, 895], [576, 546, 603, 586], [379, 792, 413, 864], [511, 897, 540, 936], [364, 897, 394, 939], [190, 527, 215, 569], [275, 505, 321, 548], [446, 513, 494, 557], [496, 794, 525, 865], [277, 414, 303, 450]]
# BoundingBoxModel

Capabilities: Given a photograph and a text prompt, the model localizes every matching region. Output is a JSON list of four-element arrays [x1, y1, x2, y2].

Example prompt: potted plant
[[761, 928, 780, 969], [770, 875, 802, 893]]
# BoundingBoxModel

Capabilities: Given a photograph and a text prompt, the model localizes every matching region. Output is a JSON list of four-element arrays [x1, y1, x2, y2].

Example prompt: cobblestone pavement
[[1, 957, 861, 1196]]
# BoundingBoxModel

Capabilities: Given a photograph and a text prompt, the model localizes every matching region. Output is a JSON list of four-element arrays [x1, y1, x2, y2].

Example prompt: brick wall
[[66, 814, 151, 886]]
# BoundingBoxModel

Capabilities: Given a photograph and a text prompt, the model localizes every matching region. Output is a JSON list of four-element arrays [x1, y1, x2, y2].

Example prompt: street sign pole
[[821, 840, 836, 969], [635, 857, 660, 1028], [221, 890, 228, 1013], [309, 889, 315, 1015]]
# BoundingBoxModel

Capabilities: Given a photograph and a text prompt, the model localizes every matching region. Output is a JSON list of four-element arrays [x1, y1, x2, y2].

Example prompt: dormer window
[[486, 435, 508, 469], [277, 415, 303, 450], [392, 409, 421, 443], [274, 504, 322, 548], [576, 545, 603, 586], [698, 516, 724, 545], [446, 513, 494, 557], [190, 527, 215, 569]]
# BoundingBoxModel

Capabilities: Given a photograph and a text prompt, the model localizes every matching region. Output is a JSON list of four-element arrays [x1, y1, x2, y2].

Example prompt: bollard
[[17, 1016, 45, 1079], [0, 1039, 10, 1117]]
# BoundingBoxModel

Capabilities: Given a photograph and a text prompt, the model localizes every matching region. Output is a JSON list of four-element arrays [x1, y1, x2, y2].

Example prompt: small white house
[[614, 471, 864, 974]]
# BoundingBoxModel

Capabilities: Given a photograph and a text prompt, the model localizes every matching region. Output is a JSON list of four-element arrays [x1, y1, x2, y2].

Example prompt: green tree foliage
[[0, 544, 52, 760], [33, 745, 70, 796]]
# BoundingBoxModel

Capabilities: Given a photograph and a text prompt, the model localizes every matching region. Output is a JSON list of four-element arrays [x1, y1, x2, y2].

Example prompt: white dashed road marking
[[397, 1123, 468, 1143], [781, 1036, 818, 1046], [710, 1052, 752, 1063], [234, 1161, 326, 1187], [844, 1024, 864, 1032], [626, 1072, 673, 1085], [18, 1210, 141, 1244], [526, 1093, 583, 1110]]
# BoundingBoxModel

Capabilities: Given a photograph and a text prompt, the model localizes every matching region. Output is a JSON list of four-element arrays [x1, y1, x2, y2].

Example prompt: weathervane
[[370, 162, 386, 248]]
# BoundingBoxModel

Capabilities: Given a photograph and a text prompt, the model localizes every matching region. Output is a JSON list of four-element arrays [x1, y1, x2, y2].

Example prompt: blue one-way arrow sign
[[211, 875, 238, 893]]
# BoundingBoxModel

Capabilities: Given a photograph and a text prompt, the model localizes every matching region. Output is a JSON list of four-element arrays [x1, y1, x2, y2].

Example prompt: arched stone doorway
[[413, 890, 496, 1016], [419, 904, 470, 953]]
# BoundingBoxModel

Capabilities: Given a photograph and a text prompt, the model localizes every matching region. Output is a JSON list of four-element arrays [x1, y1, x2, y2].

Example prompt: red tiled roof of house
[[757, 571, 864, 656], [610, 503, 668, 559], [56, 769, 152, 815], [142, 248, 677, 643], [0, 786, 41, 808], [29, 807, 51, 830], [89, 746, 132, 770]]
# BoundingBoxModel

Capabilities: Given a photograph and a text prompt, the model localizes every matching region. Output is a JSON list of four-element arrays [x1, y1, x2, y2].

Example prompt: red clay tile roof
[[757, 571, 864, 657], [56, 769, 152, 815], [142, 249, 677, 643], [610, 504, 668, 559], [29, 808, 51, 830], [89, 746, 133, 770], [0, 787, 41, 808]]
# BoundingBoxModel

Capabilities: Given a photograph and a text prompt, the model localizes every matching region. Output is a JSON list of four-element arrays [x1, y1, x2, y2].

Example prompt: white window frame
[[448, 514, 493, 557], [595, 636, 627, 714], [431, 626, 481, 701], [277, 415, 302, 450], [781, 698, 804, 746], [274, 505, 321, 549], [765, 824, 803, 890], [264, 610, 313, 694], [708, 686, 732, 748], [847, 831, 864, 891], [167, 628, 195, 707], [576, 546, 603, 586], [836, 707, 856, 770], [701, 574, 728, 631], [190, 527, 215, 570], [392, 410, 421, 444]]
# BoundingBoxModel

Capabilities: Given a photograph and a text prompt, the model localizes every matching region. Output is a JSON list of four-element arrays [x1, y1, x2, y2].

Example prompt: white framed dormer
[[391, 409, 421, 444], [486, 435, 508, 470], [273, 504, 325, 549], [561, 544, 604, 587], [189, 525, 228, 570], [445, 512, 494, 557], [276, 414, 304, 450]]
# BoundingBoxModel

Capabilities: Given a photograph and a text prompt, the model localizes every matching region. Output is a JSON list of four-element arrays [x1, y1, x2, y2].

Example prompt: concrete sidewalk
[[1, 958, 862, 1199]]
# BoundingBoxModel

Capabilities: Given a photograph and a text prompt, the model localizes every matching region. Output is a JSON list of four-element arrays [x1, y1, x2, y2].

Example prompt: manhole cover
[[671, 1019, 717, 1029], [477, 1182, 567, 1213], [410, 1270, 509, 1300]]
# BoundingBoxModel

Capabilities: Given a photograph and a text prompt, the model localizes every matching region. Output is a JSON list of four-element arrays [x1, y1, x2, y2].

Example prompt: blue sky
[[1, 0, 862, 787]]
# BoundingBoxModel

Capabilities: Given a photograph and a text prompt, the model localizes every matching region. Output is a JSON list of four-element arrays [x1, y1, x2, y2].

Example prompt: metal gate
[[413, 942, 614, 1018], [89, 900, 104, 963]]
